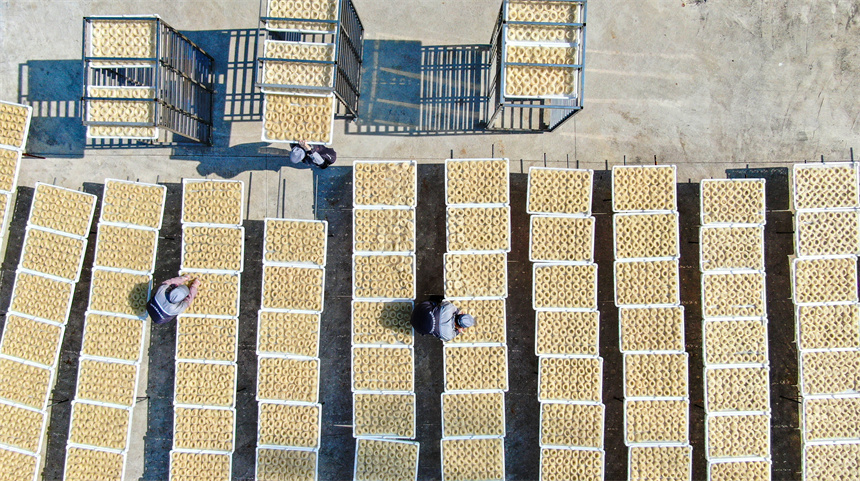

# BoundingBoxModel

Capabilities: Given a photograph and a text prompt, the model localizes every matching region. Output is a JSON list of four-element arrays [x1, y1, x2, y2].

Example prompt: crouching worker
[[410, 298, 475, 342], [147, 274, 200, 324]]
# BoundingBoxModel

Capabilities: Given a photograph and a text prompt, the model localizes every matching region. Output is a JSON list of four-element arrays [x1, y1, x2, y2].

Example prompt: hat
[[317, 146, 336, 165], [456, 313, 475, 329], [168, 285, 190, 303]]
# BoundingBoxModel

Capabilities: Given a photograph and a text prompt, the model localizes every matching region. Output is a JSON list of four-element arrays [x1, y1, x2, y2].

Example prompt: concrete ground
[[0, 0, 858, 480]]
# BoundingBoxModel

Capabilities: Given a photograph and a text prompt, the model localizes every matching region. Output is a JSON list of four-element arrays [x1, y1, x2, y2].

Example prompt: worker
[[146, 274, 200, 324], [410, 298, 475, 342], [289, 139, 337, 169]]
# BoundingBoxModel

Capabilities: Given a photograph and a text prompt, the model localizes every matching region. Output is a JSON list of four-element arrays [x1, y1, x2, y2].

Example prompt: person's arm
[[163, 275, 188, 286], [186, 279, 201, 305]]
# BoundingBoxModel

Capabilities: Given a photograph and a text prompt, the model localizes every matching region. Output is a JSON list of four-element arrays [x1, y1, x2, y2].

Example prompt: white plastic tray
[[613, 259, 681, 308], [706, 458, 771, 481], [171, 405, 236, 453], [352, 160, 418, 208], [73, 356, 141, 409], [791, 162, 860, 212], [0, 399, 48, 456], [612, 212, 680, 261], [535, 310, 599, 357], [67, 400, 133, 454], [263, 0, 340, 34], [446, 205, 511, 253], [624, 398, 691, 447], [538, 401, 604, 449], [794, 209, 860, 258], [256, 401, 322, 450], [501, 36, 582, 102], [260, 39, 336, 94], [611, 165, 677, 213], [440, 437, 505, 481], [700, 224, 765, 273], [256, 446, 319, 481], [790, 256, 860, 306], [350, 300, 415, 347], [85, 126, 159, 141], [353, 438, 419, 481], [168, 449, 233, 481], [92, 223, 157, 275], [526, 167, 593, 216], [444, 158, 510, 207], [623, 352, 689, 401], [256, 355, 320, 404], [261, 264, 325, 313], [87, 266, 153, 321], [704, 411, 771, 461], [802, 439, 860, 481], [0, 445, 39, 481], [442, 343, 509, 393], [260, 93, 336, 146], [532, 262, 597, 311], [627, 444, 692, 481], [0, 100, 33, 151], [528, 215, 595, 264], [352, 392, 416, 439], [617, 306, 685, 355], [352, 253, 416, 301], [701, 270, 768, 319], [9, 268, 77, 327], [0, 148, 22, 195], [263, 218, 328, 267], [443, 251, 507, 301], [180, 224, 245, 273], [179, 269, 242, 319], [180, 178, 245, 226], [351, 345, 415, 393], [794, 303, 860, 352], [173, 360, 238, 409], [175, 316, 239, 364], [0, 312, 66, 370], [704, 365, 770, 414], [63, 445, 126, 481], [800, 394, 860, 444], [101, 178, 168, 230], [441, 391, 507, 440], [353, 206, 416, 255], [538, 355, 602, 403], [80, 310, 147, 365], [257, 309, 322, 359], [700, 178, 767, 227], [539, 446, 605, 481], [28, 182, 97, 240], [702, 318, 769, 368], [799, 348, 860, 397]]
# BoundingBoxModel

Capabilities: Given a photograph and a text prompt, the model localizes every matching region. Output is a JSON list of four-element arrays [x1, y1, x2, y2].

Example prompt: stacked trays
[[260, 0, 338, 145], [441, 159, 509, 481], [62, 179, 165, 481], [790, 163, 860, 481], [0, 101, 30, 246], [612, 165, 692, 481], [351, 161, 420, 481], [502, 1, 585, 99], [169, 179, 244, 481], [0, 183, 96, 481], [84, 18, 159, 140], [528, 167, 605, 481], [700, 178, 771, 480], [255, 218, 328, 481]]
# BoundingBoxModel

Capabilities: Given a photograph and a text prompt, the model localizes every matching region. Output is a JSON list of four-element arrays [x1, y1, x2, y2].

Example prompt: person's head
[[455, 313, 475, 330], [167, 284, 190, 304], [317, 146, 336, 165]]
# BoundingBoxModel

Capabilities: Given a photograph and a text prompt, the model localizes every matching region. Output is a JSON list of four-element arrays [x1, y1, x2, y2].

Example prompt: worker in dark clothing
[[411, 298, 475, 342], [289, 139, 337, 169], [146, 274, 200, 324]]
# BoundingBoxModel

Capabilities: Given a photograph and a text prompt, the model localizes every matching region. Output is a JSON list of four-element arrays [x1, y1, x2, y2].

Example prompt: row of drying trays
[[350, 160, 420, 481], [527, 167, 605, 481], [440, 159, 511, 481], [611, 165, 693, 481], [699, 178, 772, 480], [790, 163, 860, 481]]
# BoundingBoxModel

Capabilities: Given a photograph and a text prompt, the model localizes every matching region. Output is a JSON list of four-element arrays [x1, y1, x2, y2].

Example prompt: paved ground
[[0, 0, 858, 480]]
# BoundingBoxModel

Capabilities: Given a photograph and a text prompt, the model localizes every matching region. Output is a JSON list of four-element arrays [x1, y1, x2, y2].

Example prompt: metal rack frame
[[486, 0, 587, 132], [81, 15, 216, 144], [256, 0, 364, 119]]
